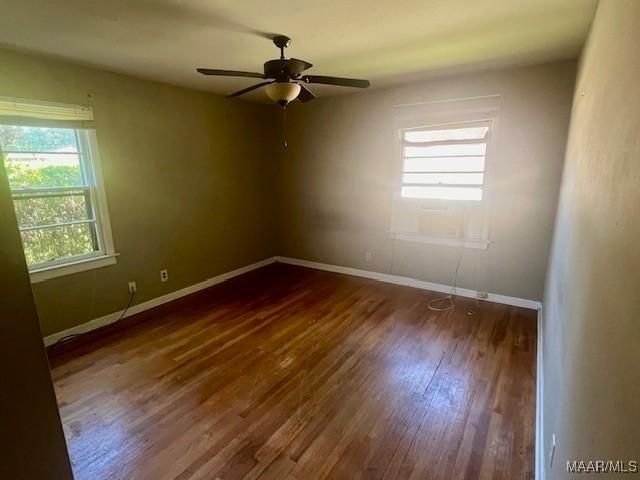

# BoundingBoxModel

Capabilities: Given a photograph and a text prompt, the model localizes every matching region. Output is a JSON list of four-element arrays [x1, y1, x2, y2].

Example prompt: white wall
[[542, 1, 640, 477]]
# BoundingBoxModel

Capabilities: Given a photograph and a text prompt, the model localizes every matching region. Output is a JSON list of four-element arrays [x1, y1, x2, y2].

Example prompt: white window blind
[[0, 96, 93, 122], [400, 122, 490, 201]]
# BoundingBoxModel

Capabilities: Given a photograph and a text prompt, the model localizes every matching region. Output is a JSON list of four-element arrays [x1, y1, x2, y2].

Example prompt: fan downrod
[[273, 35, 291, 59]]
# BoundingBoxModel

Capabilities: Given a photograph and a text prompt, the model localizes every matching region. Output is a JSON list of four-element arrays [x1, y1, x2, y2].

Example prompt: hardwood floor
[[49, 263, 537, 480]]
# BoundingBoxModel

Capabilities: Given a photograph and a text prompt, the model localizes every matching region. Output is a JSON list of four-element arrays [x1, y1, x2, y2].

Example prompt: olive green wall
[[0, 152, 73, 478], [277, 61, 576, 301], [542, 1, 640, 478], [0, 48, 278, 336]]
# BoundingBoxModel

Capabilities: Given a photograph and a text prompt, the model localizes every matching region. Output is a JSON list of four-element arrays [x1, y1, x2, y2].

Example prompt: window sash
[[403, 156, 485, 173], [400, 120, 491, 201], [1, 127, 109, 270], [401, 172, 484, 186], [25, 248, 104, 272], [1, 150, 81, 155], [401, 185, 483, 201], [10, 186, 102, 267], [11, 185, 88, 195], [403, 143, 487, 158], [401, 139, 488, 148], [18, 218, 97, 232], [403, 125, 489, 143]]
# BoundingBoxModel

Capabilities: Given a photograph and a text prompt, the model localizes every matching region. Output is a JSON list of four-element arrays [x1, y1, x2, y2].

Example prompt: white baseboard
[[45, 254, 541, 349], [44, 256, 278, 346], [276, 256, 542, 310], [536, 306, 545, 480]]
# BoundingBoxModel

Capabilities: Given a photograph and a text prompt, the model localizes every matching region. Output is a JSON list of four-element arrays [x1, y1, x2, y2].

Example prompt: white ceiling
[[0, 0, 597, 101]]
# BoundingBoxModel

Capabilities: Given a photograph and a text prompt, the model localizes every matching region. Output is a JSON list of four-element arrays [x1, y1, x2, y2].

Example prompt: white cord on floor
[[427, 240, 464, 312], [428, 208, 468, 312]]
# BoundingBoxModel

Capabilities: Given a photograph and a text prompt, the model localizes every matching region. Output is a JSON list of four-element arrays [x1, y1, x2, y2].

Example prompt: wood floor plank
[[49, 263, 536, 480]]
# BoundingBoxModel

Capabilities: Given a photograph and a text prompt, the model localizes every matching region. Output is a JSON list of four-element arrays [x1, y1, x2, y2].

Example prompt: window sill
[[391, 232, 490, 250], [30, 253, 119, 284]]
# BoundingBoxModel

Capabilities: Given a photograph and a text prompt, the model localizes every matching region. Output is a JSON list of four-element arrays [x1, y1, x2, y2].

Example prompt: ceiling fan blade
[[288, 58, 313, 74], [227, 81, 274, 98], [301, 75, 370, 88], [297, 84, 315, 102], [197, 68, 265, 79]]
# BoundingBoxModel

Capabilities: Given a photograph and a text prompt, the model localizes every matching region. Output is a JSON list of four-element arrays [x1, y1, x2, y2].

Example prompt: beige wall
[[277, 61, 576, 301], [542, 1, 640, 478], [0, 157, 73, 478], [0, 48, 278, 336]]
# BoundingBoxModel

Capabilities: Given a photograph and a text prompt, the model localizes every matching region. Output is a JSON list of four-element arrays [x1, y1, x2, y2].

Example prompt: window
[[391, 96, 501, 250], [0, 97, 116, 282], [400, 121, 491, 201]]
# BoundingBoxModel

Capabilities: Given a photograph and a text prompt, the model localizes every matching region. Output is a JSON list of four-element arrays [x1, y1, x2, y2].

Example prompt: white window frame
[[390, 96, 501, 250], [0, 99, 117, 283]]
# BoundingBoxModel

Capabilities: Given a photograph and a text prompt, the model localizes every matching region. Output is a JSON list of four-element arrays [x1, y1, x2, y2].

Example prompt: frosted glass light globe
[[265, 82, 301, 104]]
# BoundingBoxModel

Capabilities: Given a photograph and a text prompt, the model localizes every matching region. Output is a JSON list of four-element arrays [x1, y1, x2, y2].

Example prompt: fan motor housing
[[264, 59, 294, 80], [264, 58, 314, 80]]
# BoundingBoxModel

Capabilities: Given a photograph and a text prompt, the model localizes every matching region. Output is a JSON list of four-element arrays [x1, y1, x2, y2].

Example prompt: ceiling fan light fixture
[[265, 82, 301, 107], [197, 35, 369, 103]]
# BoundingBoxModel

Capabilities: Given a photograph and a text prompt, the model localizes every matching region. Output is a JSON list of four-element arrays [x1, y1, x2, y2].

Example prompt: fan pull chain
[[282, 106, 288, 148]]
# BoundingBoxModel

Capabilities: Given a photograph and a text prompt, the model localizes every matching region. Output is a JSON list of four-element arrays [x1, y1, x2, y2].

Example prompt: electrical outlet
[[128, 281, 137, 293], [549, 433, 556, 468], [365, 251, 372, 262], [160, 269, 169, 282]]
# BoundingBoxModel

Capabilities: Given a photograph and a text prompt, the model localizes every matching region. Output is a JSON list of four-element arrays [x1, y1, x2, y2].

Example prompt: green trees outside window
[[0, 126, 98, 266]]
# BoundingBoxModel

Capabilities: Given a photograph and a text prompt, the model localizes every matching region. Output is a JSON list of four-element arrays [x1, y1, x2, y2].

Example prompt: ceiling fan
[[197, 35, 371, 107]]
